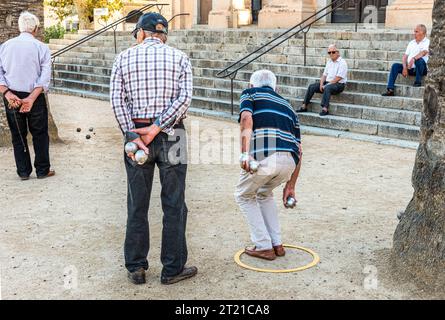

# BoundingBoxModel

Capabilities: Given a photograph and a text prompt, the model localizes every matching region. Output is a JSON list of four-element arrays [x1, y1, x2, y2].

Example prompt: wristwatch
[[239, 152, 250, 163], [2, 88, 10, 96]]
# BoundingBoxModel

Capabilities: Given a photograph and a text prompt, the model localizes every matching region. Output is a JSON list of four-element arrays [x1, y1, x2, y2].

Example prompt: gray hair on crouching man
[[249, 70, 277, 90]]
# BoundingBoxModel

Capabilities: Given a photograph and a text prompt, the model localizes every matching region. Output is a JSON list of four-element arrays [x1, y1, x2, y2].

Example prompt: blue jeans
[[124, 122, 188, 278], [387, 59, 428, 90]]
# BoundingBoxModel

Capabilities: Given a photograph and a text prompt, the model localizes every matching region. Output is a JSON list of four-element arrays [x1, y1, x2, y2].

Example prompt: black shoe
[[413, 82, 422, 87], [382, 90, 394, 96], [127, 268, 146, 285], [319, 109, 329, 116], [296, 107, 308, 113], [161, 266, 198, 285], [19, 175, 30, 181]]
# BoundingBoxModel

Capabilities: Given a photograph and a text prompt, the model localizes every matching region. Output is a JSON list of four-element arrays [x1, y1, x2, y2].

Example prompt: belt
[[133, 118, 155, 125], [132, 118, 184, 127]]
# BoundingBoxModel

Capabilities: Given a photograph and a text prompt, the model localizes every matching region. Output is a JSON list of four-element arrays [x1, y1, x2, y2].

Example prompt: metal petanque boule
[[86, 134, 91, 140], [125, 142, 138, 155], [285, 196, 297, 209], [89, 127, 94, 132], [76, 128, 81, 132], [249, 160, 259, 173], [135, 150, 148, 165]]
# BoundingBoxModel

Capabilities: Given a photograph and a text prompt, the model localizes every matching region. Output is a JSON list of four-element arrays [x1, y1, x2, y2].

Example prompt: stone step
[[192, 85, 421, 111], [50, 49, 404, 73], [52, 72, 421, 112], [191, 59, 420, 85], [49, 84, 419, 143], [190, 95, 419, 141], [191, 86, 420, 126], [53, 58, 420, 87], [186, 106, 418, 150], [50, 37, 409, 57], [191, 74, 423, 99], [52, 65, 423, 98], [51, 73, 422, 121], [59, 28, 414, 42], [48, 41, 405, 62]]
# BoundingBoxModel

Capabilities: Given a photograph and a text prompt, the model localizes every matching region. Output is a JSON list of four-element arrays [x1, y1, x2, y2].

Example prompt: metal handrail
[[216, 0, 363, 114], [52, 3, 169, 59], [168, 13, 190, 23]]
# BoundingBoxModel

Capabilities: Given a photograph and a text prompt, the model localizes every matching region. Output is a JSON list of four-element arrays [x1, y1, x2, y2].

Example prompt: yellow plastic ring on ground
[[234, 244, 320, 273]]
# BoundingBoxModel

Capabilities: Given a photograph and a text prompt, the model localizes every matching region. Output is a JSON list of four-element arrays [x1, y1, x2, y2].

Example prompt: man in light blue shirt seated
[[0, 11, 54, 180]]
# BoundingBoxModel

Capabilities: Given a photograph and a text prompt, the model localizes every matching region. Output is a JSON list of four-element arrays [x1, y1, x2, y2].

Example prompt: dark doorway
[[252, 0, 262, 24], [331, 0, 388, 23], [199, 0, 212, 24]]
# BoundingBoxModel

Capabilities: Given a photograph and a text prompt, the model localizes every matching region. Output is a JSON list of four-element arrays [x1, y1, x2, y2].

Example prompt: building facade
[[42, 1, 433, 32], [168, 0, 434, 30]]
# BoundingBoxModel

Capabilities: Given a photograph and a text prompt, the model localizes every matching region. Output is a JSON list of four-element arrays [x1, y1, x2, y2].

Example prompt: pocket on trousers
[[162, 137, 187, 166]]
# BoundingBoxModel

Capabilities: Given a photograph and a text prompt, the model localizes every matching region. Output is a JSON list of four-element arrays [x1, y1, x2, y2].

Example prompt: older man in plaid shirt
[[110, 12, 195, 286]]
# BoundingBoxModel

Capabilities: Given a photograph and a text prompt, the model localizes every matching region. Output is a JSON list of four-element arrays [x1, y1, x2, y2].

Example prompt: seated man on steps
[[297, 44, 347, 116], [382, 24, 430, 97]]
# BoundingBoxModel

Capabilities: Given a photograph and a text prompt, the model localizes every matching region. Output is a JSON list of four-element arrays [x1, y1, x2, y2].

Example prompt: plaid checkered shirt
[[110, 37, 193, 134]]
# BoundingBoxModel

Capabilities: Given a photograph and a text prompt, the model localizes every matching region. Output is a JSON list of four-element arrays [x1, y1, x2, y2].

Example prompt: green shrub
[[43, 24, 66, 43]]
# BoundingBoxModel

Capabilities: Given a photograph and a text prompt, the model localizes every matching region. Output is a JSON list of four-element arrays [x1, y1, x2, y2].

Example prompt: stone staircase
[[48, 28, 424, 148]]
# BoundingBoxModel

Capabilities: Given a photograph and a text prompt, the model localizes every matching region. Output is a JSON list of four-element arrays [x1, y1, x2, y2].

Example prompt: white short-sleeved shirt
[[405, 37, 430, 67], [323, 56, 348, 84]]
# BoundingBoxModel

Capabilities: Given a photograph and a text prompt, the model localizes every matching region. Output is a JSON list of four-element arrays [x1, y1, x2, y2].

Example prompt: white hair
[[328, 44, 338, 51], [249, 70, 277, 90], [18, 11, 40, 33]]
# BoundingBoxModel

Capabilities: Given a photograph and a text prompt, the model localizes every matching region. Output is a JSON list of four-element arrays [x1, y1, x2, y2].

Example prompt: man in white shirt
[[0, 11, 54, 180], [382, 24, 429, 96], [297, 44, 348, 116]]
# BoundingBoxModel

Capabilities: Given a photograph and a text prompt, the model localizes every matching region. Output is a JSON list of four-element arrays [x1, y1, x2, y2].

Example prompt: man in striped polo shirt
[[235, 70, 302, 260]]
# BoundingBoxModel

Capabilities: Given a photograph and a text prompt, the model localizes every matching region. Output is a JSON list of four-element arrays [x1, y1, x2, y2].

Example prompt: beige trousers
[[234, 152, 296, 250]]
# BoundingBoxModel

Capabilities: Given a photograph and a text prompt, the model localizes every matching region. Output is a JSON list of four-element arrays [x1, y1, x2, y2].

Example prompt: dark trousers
[[124, 122, 188, 278], [303, 81, 345, 109], [387, 59, 428, 90], [3, 91, 50, 178]]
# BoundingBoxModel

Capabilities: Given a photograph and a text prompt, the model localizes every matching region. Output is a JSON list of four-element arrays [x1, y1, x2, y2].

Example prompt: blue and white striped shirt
[[239, 86, 301, 165]]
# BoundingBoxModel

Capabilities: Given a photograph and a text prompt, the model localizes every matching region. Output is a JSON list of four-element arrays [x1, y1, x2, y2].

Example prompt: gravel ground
[[0, 94, 442, 300]]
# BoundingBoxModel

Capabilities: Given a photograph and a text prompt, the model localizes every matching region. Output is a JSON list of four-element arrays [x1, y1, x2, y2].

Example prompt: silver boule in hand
[[135, 149, 148, 165], [249, 160, 259, 173], [125, 142, 138, 155], [285, 196, 296, 209]]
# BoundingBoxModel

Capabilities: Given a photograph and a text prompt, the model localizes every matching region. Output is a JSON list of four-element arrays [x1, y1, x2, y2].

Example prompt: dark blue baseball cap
[[132, 12, 168, 39]]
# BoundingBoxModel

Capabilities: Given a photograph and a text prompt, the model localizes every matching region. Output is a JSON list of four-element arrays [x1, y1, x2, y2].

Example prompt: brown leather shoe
[[244, 246, 276, 260], [37, 170, 55, 179], [273, 245, 286, 257], [127, 267, 146, 285], [161, 266, 198, 285]]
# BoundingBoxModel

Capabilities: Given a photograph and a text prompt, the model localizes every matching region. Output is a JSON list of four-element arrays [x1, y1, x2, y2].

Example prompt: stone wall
[[0, 0, 44, 44], [0, 0, 44, 147]]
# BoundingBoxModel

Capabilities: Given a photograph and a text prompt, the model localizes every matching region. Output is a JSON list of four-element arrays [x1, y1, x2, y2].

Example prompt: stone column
[[385, 0, 434, 30], [208, 0, 232, 28], [258, 0, 317, 29]]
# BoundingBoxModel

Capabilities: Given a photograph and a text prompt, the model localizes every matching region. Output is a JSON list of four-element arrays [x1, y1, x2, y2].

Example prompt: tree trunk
[[73, 0, 94, 30], [0, 95, 61, 147], [392, 0, 445, 289]]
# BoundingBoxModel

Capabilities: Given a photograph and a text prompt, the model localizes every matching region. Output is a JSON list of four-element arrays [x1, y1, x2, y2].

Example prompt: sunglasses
[[327, 51, 338, 55], [132, 28, 139, 39]]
